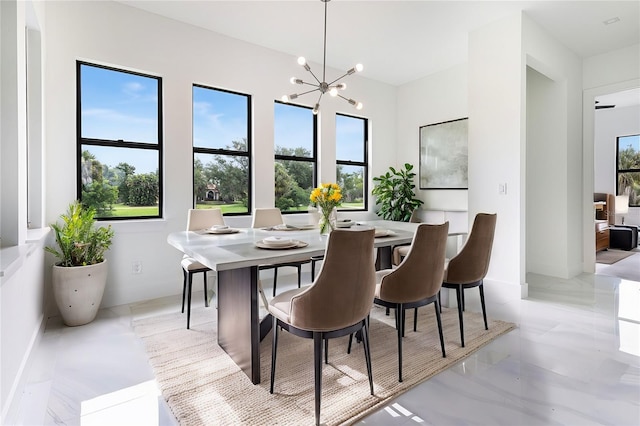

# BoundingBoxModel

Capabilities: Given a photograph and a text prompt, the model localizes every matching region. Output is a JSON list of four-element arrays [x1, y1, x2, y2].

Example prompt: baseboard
[[2, 313, 46, 425]]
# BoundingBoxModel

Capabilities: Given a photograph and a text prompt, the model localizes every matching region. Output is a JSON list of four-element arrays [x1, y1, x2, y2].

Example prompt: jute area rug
[[133, 304, 515, 426], [596, 249, 635, 264]]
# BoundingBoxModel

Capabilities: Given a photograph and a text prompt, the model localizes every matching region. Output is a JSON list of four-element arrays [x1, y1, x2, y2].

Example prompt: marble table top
[[167, 220, 419, 272]]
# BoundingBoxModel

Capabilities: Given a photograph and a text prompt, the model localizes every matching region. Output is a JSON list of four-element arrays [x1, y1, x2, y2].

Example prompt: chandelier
[[281, 0, 363, 115]]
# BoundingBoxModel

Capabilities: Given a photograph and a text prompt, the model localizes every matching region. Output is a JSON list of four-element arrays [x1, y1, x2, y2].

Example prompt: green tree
[[274, 162, 296, 211], [82, 181, 118, 216], [116, 162, 136, 204], [80, 150, 118, 215], [126, 173, 158, 206]]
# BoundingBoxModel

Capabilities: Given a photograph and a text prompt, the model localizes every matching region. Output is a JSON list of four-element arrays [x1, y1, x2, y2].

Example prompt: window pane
[[194, 153, 249, 214], [274, 103, 314, 157], [618, 172, 640, 207], [81, 146, 159, 218], [193, 86, 248, 151], [336, 114, 364, 162], [80, 64, 158, 143], [337, 165, 365, 210], [275, 159, 314, 212], [618, 135, 640, 170]]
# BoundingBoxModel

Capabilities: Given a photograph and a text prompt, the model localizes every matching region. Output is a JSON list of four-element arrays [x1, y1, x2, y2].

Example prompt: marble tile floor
[[12, 268, 640, 426]]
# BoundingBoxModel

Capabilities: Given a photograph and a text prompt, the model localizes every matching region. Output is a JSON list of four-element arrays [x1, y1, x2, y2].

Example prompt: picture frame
[[419, 117, 468, 189]]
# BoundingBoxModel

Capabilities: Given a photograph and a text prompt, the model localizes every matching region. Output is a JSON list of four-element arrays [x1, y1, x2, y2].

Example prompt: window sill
[[1, 228, 50, 285]]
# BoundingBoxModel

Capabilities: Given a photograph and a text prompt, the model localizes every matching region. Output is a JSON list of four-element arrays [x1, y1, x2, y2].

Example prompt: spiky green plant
[[45, 201, 114, 267]]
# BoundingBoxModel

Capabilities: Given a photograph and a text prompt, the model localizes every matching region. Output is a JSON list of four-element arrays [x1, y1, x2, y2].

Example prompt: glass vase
[[319, 207, 337, 235]]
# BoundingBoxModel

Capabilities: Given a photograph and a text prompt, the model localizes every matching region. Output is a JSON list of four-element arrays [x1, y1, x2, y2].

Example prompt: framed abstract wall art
[[419, 117, 468, 189]]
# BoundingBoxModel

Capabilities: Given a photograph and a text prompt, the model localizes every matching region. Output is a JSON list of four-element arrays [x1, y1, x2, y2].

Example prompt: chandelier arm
[[327, 72, 350, 86], [297, 80, 321, 88], [303, 66, 322, 85], [293, 87, 322, 97]]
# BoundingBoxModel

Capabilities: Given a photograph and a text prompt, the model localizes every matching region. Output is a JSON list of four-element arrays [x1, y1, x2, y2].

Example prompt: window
[[336, 113, 368, 210], [274, 101, 317, 213], [193, 85, 251, 215], [616, 134, 640, 207], [77, 62, 162, 219]]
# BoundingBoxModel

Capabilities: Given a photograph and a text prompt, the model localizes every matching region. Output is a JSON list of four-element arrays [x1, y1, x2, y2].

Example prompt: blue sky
[[619, 134, 639, 153], [81, 64, 364, 175]]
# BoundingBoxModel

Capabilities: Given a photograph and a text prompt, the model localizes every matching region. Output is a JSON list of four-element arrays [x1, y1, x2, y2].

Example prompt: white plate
[[374, 229, 396, 238], [262, 236, 294, 246], [255, 240, 309, 250], [336, 220, 354, 228], [204, 228, 240, 234], [270, 224, 316, 231]]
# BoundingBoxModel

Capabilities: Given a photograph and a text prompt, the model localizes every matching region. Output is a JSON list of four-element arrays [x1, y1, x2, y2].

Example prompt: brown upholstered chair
[[372, 222, 449, 382], [441, 213, 496, 347], [392, 209, 422, 266], [252, 208, 310, 296], [268, 228, 376, 426], [181, 208, 225, 329]]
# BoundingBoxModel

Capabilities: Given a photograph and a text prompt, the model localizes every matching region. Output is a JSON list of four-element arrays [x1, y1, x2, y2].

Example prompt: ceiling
[[118, 1, 639, 87]]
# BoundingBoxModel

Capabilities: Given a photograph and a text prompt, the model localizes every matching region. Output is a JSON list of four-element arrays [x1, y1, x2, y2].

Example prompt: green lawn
[[98, 204, 158, 217]]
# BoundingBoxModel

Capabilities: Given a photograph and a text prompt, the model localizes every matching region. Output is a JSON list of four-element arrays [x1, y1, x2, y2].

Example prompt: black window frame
[[274, 100, 318, 214], [616, 133, 640, 207], [192, 84, 252, 216], [76, 61, 163, 220], [336, 112, 368, 212]]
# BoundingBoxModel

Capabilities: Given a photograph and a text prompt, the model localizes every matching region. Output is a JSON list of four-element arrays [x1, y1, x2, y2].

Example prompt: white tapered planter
[[52, 260, 108, 326]]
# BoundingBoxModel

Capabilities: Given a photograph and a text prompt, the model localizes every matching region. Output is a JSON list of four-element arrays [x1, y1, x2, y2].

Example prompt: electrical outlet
[[132, 261, 142, 274]]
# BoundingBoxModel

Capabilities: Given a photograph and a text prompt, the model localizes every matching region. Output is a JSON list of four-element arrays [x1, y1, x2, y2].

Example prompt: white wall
[[42, 0, 396, 309], [522, 14, 583, 280], [594, 105, 640, 226], [468, 11, 583, 295], [396, 63, 469, 211], [468, 13, 524, 295], [582, 45, 640, 270]]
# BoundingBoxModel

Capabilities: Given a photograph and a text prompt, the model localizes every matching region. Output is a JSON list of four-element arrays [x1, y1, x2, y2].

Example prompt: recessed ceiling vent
[[595, 100, 615, 110]]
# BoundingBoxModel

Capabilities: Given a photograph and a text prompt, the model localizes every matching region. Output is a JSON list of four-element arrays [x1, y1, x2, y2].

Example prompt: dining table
[[167, 220, 419, 384]]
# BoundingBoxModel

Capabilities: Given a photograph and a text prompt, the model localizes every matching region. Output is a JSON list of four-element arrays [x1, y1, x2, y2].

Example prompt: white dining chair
[[252, 208, 310, 296], [182, 208, 225, 329]]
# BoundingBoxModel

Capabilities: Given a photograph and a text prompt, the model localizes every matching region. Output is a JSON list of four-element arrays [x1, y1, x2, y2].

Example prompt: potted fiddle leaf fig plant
[[45, 201, 114, 326], [372, 163, 424, 222]]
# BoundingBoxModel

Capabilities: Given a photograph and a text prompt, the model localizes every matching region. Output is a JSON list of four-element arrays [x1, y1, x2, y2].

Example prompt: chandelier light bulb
[[297, 56, 307, 66], [329, 87, 338, 97], [281, 95, 289, 102], [290, 77, 303, 85], [355, 63, 364, 72], [312, 104, 320, 115], [356, 102, 363, 110]]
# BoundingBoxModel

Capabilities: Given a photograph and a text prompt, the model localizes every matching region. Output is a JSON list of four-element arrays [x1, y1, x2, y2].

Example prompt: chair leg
[[270, 316, 279, 394], [456, 287, 465, 347], [324, 338, 328, 364], [297, 265, 302, 289], [311, 261, 316, 281], [461, 287, 466, 311], [434, 299, 446, 357], [181, 269, 187, 314], [479, 283, 488, 330], [401, 307, 406, 337], [187, 272, 194, 329], [313, 332, 323, 426], [397, 303, 404, 382], [272, 268, 279, 297], [347, 333, 353, 354], [413, 308, 418, 332], [361, 320, 374, 395], [438, 290, 442, 313], [203, 271, 209, 308]]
